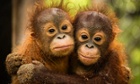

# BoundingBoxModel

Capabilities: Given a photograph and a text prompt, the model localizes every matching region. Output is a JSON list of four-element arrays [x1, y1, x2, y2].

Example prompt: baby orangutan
[[70, 11, 131, 84], [5, 1, 74, 84]]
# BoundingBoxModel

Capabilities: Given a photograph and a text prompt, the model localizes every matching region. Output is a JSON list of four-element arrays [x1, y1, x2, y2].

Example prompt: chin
[[79, 55, 99, 66]]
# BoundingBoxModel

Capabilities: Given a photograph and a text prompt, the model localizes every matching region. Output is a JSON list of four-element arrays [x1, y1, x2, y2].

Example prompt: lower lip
[[79, 54, 98, 59], [53, 45, 73, 51]]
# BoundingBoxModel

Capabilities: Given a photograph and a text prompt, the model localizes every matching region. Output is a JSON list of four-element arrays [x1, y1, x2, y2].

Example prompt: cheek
[[36, 35, 51, 53], [77, 45, 101, 66], [50, 35, 74, 56], [99, 43, 109, 55]]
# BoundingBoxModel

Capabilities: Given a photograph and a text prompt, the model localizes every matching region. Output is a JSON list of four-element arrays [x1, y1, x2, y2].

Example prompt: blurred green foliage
[[45, 0, 140, 83]]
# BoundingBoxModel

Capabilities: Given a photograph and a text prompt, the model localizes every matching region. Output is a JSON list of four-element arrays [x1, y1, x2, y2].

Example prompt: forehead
[[37, 8, 68, 25], [76, 11, 112, 34]]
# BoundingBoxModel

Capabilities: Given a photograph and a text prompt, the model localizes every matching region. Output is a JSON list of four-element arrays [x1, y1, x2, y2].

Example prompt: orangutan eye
[[62, 25, 67, 30], [81, 35, 88, 39], [94, 37, 101, 42], [48, 28, 55, 33], [46, 27, 57, 37]]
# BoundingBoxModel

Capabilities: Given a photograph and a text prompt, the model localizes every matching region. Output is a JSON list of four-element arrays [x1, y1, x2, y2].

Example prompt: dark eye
[[62, 25, 67, 30], [48, 29, 55, 33], [94, 37, 101, 41], [81, 35, 88, 39]]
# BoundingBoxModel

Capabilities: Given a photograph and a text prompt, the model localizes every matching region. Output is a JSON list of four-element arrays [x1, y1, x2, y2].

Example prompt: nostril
[[57, 35, 66, 39], [63, 35, 66, 38], [90, 45, 94, 48], [86, 44, 94, 48], [57, 36, 61, 39], [86, 44, 89, 48]]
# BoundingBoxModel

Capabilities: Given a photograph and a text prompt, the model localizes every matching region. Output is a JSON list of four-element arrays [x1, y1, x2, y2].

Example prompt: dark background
[[0, 0, 11, 83]]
